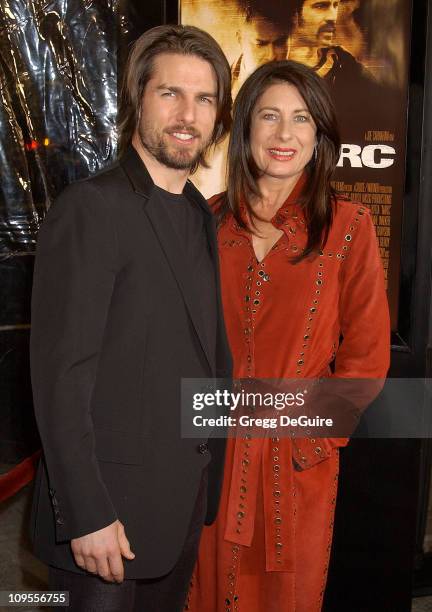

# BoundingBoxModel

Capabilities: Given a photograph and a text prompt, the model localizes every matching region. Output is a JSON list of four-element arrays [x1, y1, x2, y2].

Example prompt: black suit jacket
[[30, 146, 232, 579]]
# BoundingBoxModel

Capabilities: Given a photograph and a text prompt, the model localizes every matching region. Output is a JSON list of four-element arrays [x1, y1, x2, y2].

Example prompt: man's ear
[[236, 29, 242, 46]]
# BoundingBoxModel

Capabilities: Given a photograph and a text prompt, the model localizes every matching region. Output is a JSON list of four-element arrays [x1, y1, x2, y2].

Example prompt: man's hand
[[71, 520, 135, 583]]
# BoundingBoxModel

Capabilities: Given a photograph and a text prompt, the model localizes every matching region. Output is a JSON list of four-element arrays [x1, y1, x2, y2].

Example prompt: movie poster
[[180, 0, 412, 329]]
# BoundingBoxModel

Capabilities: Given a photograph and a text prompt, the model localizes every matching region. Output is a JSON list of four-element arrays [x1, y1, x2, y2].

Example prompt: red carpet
[[0, 450, 41, 503]]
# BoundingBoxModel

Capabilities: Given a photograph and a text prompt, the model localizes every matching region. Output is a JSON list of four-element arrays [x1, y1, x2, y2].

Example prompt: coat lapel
[[120, 146, 216, 375], [184, 180, 232, 378], [197, 204, 232, 378]]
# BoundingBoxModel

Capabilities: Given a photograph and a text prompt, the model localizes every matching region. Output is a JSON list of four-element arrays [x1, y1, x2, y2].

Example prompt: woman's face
[[249, 82, 317, 185]]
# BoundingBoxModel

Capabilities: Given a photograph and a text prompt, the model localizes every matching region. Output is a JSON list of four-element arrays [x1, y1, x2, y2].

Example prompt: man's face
[[241, 17, 290, 69], [136, 53, 218, 171], [297, 1, 339, 48]]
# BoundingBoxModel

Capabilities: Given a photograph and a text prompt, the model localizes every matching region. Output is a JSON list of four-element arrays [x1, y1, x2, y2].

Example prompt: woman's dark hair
[[218, 60, 341, 261], [118, 25, 232, 172]]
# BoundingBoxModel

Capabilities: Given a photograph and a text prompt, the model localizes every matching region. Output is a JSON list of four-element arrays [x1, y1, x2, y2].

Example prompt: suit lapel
[[145, 196, 216, 374], [186, 183, 232, 379], [120, 147, 216, 375], [203, 209, 233, 378]]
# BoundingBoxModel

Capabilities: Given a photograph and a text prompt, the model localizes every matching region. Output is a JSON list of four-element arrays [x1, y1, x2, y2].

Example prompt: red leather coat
[[186, 177, 390, 612]]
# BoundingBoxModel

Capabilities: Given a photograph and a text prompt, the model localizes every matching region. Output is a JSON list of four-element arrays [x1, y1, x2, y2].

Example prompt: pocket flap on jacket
[[94, 429, 145, 465]]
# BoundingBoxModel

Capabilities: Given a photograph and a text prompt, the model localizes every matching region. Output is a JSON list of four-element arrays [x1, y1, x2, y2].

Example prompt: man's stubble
[[138, 118, 210, 171]]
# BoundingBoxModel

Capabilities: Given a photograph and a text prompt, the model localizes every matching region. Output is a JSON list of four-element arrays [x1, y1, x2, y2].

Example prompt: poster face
[[180, 0, 412, 328]]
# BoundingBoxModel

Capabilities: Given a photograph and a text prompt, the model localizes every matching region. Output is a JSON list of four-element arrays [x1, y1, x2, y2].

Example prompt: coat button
[[197, 443, 208, 454]]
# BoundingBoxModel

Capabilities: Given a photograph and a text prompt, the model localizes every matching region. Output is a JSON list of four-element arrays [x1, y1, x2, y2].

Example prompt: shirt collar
[[231, 172, 308, 236]]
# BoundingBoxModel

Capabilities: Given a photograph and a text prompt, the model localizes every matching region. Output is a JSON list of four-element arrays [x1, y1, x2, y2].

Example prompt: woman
[[186, 60, 389, 612]]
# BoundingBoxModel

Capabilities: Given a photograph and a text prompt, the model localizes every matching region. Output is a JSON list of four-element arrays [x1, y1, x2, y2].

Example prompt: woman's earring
[[313, 144, 318, 162]]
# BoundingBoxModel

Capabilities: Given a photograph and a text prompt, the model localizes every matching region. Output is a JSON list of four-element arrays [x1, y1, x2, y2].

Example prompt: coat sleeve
[[30, 181, 118, 541], [293, 207, 390, 469], [334, 208, 390, 378]]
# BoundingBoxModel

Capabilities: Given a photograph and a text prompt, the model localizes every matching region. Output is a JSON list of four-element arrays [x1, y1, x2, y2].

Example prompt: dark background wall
[[0, 0, 119, 462], [0, 256, 35, 461]]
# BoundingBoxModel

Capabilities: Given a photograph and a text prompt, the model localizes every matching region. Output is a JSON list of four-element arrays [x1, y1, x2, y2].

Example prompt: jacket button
[[197, 443, 208, 454]]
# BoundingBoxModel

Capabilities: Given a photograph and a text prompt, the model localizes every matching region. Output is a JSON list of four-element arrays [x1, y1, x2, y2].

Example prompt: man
[[190, 0, 296, 198], [291, 0, 359, 90], [291, 0, 339, 65], [232, 0, 296, 95], [289, 0, 369, 88], [290, 0, 393, 131], [30, 24, 232, 611]]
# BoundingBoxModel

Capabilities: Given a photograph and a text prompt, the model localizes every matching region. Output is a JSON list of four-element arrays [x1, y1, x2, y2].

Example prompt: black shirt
[[152, 185, 217, 367]]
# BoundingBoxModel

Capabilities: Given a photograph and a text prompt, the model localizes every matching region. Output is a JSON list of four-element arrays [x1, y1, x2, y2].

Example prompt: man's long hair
[[217, 60, 341, 262], [118, 25, 232, 172]]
